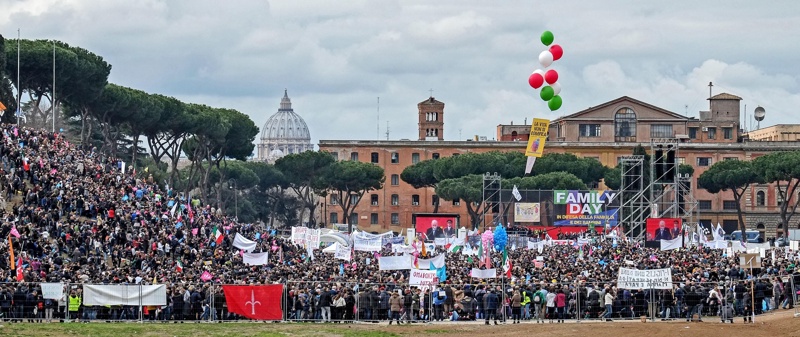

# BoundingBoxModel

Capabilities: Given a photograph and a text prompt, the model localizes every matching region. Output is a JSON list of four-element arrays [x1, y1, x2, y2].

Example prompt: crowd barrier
[[0, 275, 796, 323]]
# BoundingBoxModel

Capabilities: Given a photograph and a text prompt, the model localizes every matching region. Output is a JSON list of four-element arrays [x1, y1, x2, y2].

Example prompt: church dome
[[260, 90, 311, 141]]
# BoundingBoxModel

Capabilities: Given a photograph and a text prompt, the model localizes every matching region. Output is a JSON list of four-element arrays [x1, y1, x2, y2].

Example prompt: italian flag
[[213, 226, 224, 245], [503, 248, 512, 279], [176, 260, 184, 273]]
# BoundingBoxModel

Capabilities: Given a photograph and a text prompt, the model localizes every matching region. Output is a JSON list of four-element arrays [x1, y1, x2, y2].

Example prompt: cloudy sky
[[2, 0, 799, 150]]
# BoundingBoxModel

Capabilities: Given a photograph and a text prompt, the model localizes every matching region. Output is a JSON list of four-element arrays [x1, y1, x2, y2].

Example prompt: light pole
[[228, 179, 238, 220]]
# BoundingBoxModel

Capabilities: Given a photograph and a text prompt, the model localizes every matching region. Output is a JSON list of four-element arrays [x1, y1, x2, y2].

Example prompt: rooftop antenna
[[377, 97, 380, 140], [459, 128, 462, 140], [385, 121, 390, 140], [708, 82, 713, 110], [684, 104, 688, 116], [754, 106, 766, 130]]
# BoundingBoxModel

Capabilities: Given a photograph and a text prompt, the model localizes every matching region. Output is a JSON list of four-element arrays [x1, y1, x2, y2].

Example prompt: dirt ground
[[343, 309, 800, 337]]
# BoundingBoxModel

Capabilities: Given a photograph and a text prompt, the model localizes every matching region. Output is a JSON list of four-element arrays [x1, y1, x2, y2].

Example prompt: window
[[391, 194, 399, 206], [432, 153, 440, 159], [432, 195, 439, 206], [650, 124, 673, 138], [391, 213, 399, 225], [370, 213, 379, 225], [391, 152, 399, 164], [688, 127, 698, 139], [723, 200, 738, 210], [756, 191, 765, 206], [698, 200, 712, 210], [696, 157, 712, 166], [614, 107, 637, 139], [724, 157, 738, 161], [778, 189, 784, 206], [350, 194, 360, 205], [330, 195, 339, 205], [331, 152, 339, 161], [329, 213, 338, 224], [412, 195, 420, 206], [391, 174, 399, 186], [349, 213, 359, 225], [411, 214, 417, 225], [723, 127, 733, 140], [370, 194, 379, 206], [371, 152, 379, 163], [452, 198, 461, 206], [411, 153, 420, 164], [579, 124, 601, 137], [452, 153, 459, 157], [350, 152, 359, 161], [707, 127, 716, 140], [678, 157, 686, 165]]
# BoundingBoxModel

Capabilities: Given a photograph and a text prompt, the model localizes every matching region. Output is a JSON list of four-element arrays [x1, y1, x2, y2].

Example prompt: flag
[[306, 243, 315, 262], [176, 260, 184, 273], [170, 202, 178, 217], [713, 223, 724, 241], [16, 257, 24, 281], [201, 271, 213, 282], [0, 101, 6, 110], [525, 157, 536, 174], [8, 235, 15, 270], [512, 185, 522, 201], [477, 241, 484, 267], [233, 233, 257, 252], [467, 255, 474, 264], [153, 275, 158, 284], [448, 245, 462, 253], [339, 264, 345, 276], [435, 262, 447, 282], [421, 241, 427, 257], [213, 226, 224, 245], [502, 249, 512, 279], [222, 285, 283, 320]]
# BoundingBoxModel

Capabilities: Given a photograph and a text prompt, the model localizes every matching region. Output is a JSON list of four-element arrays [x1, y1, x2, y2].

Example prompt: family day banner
[[616, 267, 673, 290], [553, 190, 619, 227], [514, 202, 541, 222]]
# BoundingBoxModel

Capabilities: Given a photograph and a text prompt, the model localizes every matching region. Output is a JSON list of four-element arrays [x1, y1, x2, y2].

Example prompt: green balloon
[[540, 86, 554, 101], [548, 95, 563, 111], [541, 30, 554, 46]]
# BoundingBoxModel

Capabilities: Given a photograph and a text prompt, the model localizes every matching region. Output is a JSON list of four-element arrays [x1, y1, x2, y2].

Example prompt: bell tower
[[418, 96, 445, 140]]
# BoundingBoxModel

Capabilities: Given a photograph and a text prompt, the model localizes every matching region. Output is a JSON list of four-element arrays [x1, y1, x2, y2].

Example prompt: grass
[[0, 323, 402, 337]]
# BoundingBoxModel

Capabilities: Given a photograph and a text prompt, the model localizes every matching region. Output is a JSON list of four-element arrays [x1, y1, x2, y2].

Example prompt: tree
[[507, 172, 588, 190], [531, 153, 607, 185], [752, 151, 800, 239], [400, 158, 440, 212], [274, 151, 336, 227], [698, 159, 763, 235], [435, 174, 484, 229], [320, 160, 384, 232]]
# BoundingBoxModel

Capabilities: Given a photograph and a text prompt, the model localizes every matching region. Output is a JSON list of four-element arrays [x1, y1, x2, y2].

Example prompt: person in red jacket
[[555, 288, 566, 323]]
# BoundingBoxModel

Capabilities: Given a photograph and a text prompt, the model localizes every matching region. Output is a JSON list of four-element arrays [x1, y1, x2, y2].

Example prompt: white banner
[[305, 229, 320, 248], [41, 283, 64, 300], [335, 243, 352, 261], [660, 237, 682, 251], [243, 252, 269, 266], [353, 237, 382, 252], [233, 233, 257, 252], [434, 237, 465, 246], [409, 269, 439, 290], [708, 240, 728, 249], [617, 267, 673, 290], [379, 256, 411, 270], [83, 284, 167, 306], [291, 227, 308, 246], [470, 268, 497, 279], [514, 202, 541, 222], [418, 254, 445, 269]]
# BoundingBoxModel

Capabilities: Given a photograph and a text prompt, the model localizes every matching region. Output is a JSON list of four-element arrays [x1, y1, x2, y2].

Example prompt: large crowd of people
[[0, 124, 798, 323]]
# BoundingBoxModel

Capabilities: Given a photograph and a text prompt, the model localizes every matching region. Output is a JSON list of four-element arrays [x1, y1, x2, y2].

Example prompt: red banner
[[222, 285, 283, 320]]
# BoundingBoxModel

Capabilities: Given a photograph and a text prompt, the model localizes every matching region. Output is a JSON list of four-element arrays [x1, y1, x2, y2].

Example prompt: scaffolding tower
[[619, 155, 649, 240], [650, 138, 680, 220], [481, 172, 502, 230]]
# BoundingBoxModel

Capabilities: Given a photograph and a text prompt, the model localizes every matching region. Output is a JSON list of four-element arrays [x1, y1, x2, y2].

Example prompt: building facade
[[318, 94, 800, 239], [256, 90, 314, 162], [745, 124, 800, 141]]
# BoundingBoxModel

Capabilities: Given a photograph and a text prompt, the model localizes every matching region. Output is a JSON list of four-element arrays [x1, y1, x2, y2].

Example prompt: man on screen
[[444, 220, 455, 237], [426, 220, 445, 240], [654, 220, 673, 240]]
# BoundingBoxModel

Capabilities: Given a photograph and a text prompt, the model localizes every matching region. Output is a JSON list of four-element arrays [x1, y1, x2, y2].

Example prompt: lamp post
[[228, 179, 238, 220]]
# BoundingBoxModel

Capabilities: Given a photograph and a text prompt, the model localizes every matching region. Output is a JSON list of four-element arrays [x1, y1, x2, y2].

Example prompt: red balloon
[[544, 69, 559, 85], [528, 73, 544, 89], [550, 44, 563, 61]]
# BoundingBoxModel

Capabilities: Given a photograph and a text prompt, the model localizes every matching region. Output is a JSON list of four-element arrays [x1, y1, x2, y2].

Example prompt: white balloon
[[550, 82, 561, 95], [532, 69, 545, 76], [539, 51, 554, 68]]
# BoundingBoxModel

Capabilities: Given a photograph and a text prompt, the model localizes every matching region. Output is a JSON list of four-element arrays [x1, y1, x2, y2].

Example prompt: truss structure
[[618, 155, 649, 240], [650, 138, 680, 220], [481, 172, 502, 230]]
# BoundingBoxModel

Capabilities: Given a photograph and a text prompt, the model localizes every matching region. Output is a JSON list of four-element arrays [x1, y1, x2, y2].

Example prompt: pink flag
[[13, 127, 18, 137], [10, 226, 20, 239], [192, 228, 199, 236], [50, 169, 57, 175], [351, 263, 358, 270], [200, 271, 213, 282]]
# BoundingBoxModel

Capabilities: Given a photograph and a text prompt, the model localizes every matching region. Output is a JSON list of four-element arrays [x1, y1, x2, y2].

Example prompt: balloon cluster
[[493, 224, 508, 251], [527, 30, 564, 111], [481, 228, 494, 251]]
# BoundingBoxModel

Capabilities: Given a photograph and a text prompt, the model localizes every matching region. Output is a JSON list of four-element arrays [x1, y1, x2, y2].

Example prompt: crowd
[[0, 124, 798, 323]]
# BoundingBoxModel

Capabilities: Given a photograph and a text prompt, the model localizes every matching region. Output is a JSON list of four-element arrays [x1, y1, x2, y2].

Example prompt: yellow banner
[[525, 118, 550, 157]]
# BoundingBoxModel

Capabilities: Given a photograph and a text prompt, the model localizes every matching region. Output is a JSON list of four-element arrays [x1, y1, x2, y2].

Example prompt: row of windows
[[580, 123, 734, 140], [333, 194, 459, 206], [328, 212, 411, 225], [617, 156, 738, 167], [698, 192, 784, 210], [345, 152, 440, 164]]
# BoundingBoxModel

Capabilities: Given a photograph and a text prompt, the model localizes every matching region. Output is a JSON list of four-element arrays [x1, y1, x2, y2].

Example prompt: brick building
[[318, 94, 800, 239]]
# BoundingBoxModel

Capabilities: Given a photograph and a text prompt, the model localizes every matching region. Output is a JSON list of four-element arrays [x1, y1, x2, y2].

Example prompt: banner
[[243, 252, 269, 266], [222, 285, 283, 320], [83, 284, 167, 306], [233, 233, 257, 252], [739, 253, 762, 268], [291, 227, 308, 246], [418, 254, 445, 269], [353, 237, 382, 252], [335, 243, 352, 261], [379, 256, 411, 270], [617, 267, 673, 290], [409, 269, 439, 290], [41, 283, 64, 300], [553, 190, 619, 227], [514, 202, 541, 222], [524, 118, 549, 157], [470, 268, 497, 279], [660, 237, 682, 251]]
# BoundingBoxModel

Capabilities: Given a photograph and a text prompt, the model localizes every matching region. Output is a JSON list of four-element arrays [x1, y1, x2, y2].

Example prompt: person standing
[[532, 286, 545, 323], [545, 287, 556, 323], [555, 289, 566, 323], [603, 287, 614, 322], [484, 290, 499, 325], [319, 287, 332, 322], [510, 288, 521, 324], [388, 291, 403, 325]]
